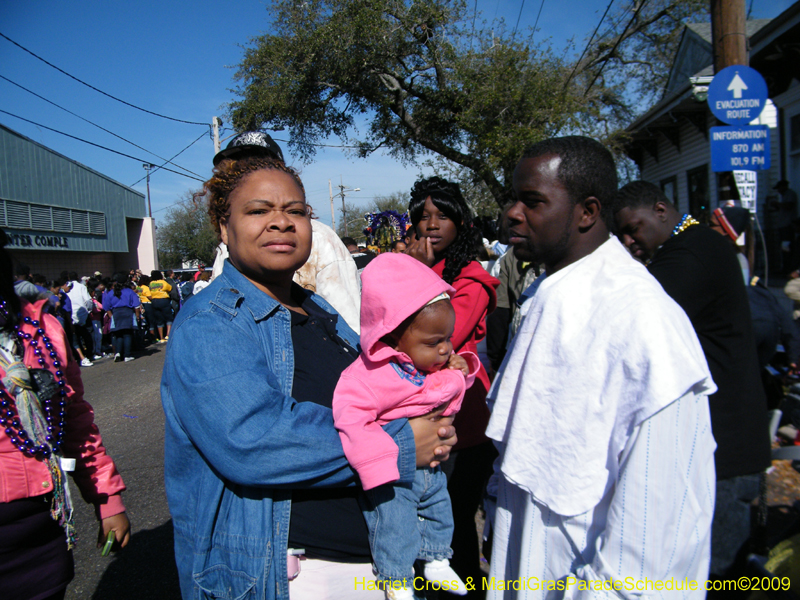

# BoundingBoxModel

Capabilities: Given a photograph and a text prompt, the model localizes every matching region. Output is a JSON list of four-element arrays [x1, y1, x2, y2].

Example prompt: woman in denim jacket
[[161, 147, 457, 600]]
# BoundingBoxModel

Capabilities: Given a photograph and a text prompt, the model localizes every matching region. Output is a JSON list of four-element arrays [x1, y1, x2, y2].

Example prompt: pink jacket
[[332, 253, 479, 490], [0, 299, 126, 519]]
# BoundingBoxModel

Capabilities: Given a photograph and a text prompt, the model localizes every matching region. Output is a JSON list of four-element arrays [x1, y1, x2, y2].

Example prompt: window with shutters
[[0, 199, 106, 236]]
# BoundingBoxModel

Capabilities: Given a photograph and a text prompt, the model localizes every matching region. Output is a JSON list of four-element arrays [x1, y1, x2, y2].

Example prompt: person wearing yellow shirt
[[148, 270, 174, 343], [135, 275, 155, 345]]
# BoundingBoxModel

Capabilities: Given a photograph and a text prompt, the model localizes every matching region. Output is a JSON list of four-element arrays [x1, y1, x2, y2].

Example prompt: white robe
[[485, 237, 717, 599]]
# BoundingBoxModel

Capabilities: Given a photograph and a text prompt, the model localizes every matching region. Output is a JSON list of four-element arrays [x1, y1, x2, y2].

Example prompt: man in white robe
[[485, 136, 717, 599]]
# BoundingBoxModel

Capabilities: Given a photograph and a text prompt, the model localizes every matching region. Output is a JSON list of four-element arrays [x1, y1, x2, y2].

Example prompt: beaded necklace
[[0, 298, 74, 547], [671, 214, 700, 237], [645, 214, 701, 266], [0, 299, 67, 459]]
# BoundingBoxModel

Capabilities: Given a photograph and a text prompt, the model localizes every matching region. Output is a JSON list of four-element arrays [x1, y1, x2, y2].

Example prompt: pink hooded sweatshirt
[[332, 253, 479, 490]]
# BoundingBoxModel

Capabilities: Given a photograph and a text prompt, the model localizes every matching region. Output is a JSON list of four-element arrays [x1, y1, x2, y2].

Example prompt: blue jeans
[[112, 329, 133, 359], [362, 466, 454, 583]]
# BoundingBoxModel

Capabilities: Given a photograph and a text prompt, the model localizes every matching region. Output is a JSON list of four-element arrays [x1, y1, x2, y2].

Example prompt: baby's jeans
[[362, 466, 454, 587]]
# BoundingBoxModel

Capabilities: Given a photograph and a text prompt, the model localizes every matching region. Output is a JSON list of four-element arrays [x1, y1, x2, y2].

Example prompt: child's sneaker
[[385, 583, 414, 600], [424, 559, 467, 595], [80, 357, 93, 367]]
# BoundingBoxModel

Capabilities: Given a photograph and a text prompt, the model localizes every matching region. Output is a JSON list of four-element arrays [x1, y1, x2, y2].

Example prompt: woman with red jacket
[[406, 177, 499, 598], [0, 230, 129, 600]]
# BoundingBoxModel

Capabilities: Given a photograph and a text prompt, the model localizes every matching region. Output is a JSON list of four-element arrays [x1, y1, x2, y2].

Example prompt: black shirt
[[286, 287, 370, 562], [648, 224, 770, 479]]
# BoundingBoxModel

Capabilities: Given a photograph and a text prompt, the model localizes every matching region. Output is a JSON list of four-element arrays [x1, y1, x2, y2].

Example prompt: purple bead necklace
[[0, 300, 67, 459]]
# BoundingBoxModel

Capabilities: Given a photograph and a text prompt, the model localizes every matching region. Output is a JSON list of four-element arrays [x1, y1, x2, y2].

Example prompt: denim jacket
[[161, 260, 416, 600]]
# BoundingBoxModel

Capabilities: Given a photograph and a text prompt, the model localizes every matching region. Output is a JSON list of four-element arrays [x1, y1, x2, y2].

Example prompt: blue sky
[[0, 1, 792, 228]]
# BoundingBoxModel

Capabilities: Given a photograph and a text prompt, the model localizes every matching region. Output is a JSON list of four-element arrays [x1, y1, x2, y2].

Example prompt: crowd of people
[[2, 127, 796, 600], [9, 267, 221, 366]]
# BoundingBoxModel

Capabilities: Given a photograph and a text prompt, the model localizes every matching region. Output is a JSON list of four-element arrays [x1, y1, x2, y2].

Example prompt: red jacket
[[0, 299, 126, 519], [431, 260, 499, 449]]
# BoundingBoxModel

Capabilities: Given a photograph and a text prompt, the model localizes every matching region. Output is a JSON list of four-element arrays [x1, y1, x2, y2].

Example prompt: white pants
[[289, 558, 386, 600]]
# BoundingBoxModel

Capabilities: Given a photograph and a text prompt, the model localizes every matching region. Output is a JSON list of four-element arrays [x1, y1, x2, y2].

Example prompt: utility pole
[[711, 0, 747, 204], [336, 175, 361, 237], [711, 0, 747, 72], [143, 163, 153, 218], [212, 117, 223, 155], [340, 176, 348, 236], [329, 179, 336, 232]]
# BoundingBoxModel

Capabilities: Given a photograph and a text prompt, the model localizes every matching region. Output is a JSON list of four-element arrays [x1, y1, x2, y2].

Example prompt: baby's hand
[[446, 353, 469, 377]]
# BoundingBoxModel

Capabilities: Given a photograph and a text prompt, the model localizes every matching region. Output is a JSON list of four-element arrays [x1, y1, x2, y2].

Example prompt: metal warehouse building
[[0, 124, 158, 279]]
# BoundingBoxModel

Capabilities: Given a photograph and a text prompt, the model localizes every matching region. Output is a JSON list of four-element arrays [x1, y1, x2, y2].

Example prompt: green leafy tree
[[336, 192, 410, 241], [336, 202, 370, 242], [230, 0, 707, 205], [424, 156, 499, 219], [372, 191, 409, 214], [156, 192, 219, 269]]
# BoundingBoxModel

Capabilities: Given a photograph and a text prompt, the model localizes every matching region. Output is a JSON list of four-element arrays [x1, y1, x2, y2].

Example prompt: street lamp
[[333, 178, 360, 236], [143, 163, 154, 218]]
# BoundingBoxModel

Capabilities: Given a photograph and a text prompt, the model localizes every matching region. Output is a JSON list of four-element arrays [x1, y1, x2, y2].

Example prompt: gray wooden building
[[0, 124, 157, 279], [624, 3, 800, 277]]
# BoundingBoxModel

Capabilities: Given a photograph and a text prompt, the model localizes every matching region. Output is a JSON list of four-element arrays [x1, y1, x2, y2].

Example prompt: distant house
[[624, 2, 800, 276]]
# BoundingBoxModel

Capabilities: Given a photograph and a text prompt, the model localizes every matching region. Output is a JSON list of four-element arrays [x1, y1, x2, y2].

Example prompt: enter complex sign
[[707, 65, 770, 172]]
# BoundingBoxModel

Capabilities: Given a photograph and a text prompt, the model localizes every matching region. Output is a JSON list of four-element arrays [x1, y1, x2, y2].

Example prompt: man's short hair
[[341, 236, 357, 248], [614, 181, 673, 213], [521, 136, 618, 228]]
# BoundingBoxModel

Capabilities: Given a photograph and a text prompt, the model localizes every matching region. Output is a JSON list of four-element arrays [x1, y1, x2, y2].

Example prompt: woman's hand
[[404, 236, 436, 267], [409, 405, 457, 468], [97, 512, 131, 553]]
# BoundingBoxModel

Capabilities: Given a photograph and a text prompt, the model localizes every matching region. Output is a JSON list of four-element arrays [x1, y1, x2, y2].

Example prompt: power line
[[511, 0, 527, 39], [0, 109, 205, 182], [530, 0, 546, 43], [470, 0, 478, 50], [583, 0, 648, 97], [271, 137, 376, 150], [0, 31, 208, 126], [129, 131, 209, 186], [0, 74, 204, 179], [564, 0, 615, 90]]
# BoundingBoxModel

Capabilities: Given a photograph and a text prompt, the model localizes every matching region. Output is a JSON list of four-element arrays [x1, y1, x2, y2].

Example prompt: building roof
[[624, 15, 793, 167], [0, 123, 144, 197]]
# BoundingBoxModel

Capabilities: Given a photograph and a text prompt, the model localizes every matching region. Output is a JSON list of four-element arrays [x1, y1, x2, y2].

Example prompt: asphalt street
[[64, 343, 181, 600]]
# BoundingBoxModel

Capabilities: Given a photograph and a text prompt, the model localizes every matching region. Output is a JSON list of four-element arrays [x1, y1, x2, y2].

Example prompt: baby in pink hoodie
[[333, 253, 479, 599]]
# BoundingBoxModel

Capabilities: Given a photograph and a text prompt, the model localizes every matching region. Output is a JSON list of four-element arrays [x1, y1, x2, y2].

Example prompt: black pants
[[0, 495, 73, 600], [73, 321, 93, 358], [441, 441, 497, 599]]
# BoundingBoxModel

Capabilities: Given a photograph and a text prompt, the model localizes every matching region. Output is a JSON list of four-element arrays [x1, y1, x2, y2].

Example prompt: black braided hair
[[408, 176, 481, 285], [112, 272, 127, 298]]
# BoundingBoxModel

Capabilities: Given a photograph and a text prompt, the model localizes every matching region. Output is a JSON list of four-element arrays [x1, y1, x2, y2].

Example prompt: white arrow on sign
[[728, 73, 748, 99]]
